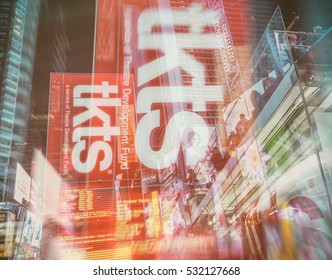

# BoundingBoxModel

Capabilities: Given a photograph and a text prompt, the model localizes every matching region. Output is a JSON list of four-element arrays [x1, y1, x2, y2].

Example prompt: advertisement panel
[[29, 179, 38, 213], [88, 0, 237, 258], [58, 184, 150, 259], [43, 0, 255, 260], [14, 211, 42, 260], [47, 73, 135, 184], [47, 73, 140, 258], [0, 211, 15, 259], [40, 0, 332, 261], [95, 0, 227, 172], [205, 0, 243, 99], [14, 163, 31, 206]]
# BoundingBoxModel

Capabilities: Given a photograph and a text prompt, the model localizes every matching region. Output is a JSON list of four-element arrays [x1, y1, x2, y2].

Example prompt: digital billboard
[[14, 163, 31, 206], [0, 211, 15, 259], [45, 0, 239, 259], [94, 0, 233, 170], [47, 73, 136, 183], [13, 210, 42, 260]]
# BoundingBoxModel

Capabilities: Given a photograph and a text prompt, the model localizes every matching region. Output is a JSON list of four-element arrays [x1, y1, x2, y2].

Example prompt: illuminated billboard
[[39, 0, 332, 261], [44, 0, 240, 259], [0, 211, 15, 259], [14, 163, 31, 206], [13, 210, 42, 260], [47, 73, 136, 183], [93, 0, 237, 171]]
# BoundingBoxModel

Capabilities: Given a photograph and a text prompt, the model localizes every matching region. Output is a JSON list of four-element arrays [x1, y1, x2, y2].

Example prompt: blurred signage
[[0, 211, 15, 258], [205, 0, 243, 98], [145, 191, 161, 238], [58, 184, 151, 259], [13, 210, 42, 260], [47, 73, 142, 259], [141, 171, 160, 187], [47, 73, 135, 182], [14, 163, 31, 206], [63, 0, 244, 258], [94, 0, 228, 171], [29, 179, 38, 213]]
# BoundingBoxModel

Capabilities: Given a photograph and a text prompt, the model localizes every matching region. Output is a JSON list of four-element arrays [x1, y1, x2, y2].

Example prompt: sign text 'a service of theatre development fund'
[[47, 74, 136, 181]]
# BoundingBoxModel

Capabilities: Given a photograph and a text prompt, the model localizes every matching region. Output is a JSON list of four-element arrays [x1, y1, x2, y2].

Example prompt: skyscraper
[[0, 0, 40, 202]]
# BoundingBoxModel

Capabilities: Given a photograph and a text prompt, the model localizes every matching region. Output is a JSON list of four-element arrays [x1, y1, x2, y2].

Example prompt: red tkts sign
[[47, 73, 135, 183]]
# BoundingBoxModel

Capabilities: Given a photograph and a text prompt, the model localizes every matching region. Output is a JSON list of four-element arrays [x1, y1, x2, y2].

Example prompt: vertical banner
[[47, 73, 137, 259], [14, 163, 31, 206], [205, 0, 243, 100], [92, 0, 232, 258], [94, 0, 120, 73], [95, 0, 228, 168], [47, 73, 135, 184]]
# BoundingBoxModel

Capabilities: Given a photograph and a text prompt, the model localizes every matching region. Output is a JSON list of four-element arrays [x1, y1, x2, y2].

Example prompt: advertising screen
[[94, 0, 231, 170], [47, 73, 136, 183], [48, 0, 237, 259], [58, 184, 153, 259], [0, 211, 15, 259], [14, 163, 31, 206], [13, 210, 42, 260]]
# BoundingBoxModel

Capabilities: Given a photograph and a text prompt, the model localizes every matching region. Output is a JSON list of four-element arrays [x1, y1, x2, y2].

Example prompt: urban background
[[0, 0, 332, 260]]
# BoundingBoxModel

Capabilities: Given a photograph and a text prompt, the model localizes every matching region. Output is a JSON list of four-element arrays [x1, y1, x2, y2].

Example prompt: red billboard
[[47, 0, 241, 259], [47, 73, 135, 183], [94, 0, 228, 172], [47, 73, 141, 259]]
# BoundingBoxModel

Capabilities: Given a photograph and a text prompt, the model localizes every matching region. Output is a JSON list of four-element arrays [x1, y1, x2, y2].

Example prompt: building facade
[[0, 0, 40, 201], [42, 0, 332, 259], [1, 0, 331, 260], [0, 0, 41, 259]]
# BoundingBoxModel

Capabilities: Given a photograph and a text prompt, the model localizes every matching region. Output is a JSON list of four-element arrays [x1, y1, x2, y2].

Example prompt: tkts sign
[[47, 73, 135, 182], [94, 0, 231, 170]]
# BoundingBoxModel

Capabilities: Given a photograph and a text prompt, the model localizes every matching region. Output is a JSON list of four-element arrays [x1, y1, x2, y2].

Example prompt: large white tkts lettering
[[71, 81, 120, 173], [135, 4, 224, 169], [135, 110, 209, 169], [137, 4, 222, 112], [73, 98, 120, 128], [72, 140, 113, 173]]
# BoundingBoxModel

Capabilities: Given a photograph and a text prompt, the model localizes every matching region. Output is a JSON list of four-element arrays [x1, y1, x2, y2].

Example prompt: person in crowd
[[184, 130, 206, 166], [186, 168, 198, 189], [228, 131, 240, 148], [210, 146, 225, 172], [236, 113, 249, 138], [262, 75, 279, 102], [262, 70, 284, 103], [286, 15, 307, 61], [172, 162, 179, 181], [250, 89, 264, 119], [262, 76, 276, 92], [313, 25, 326, 35]]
